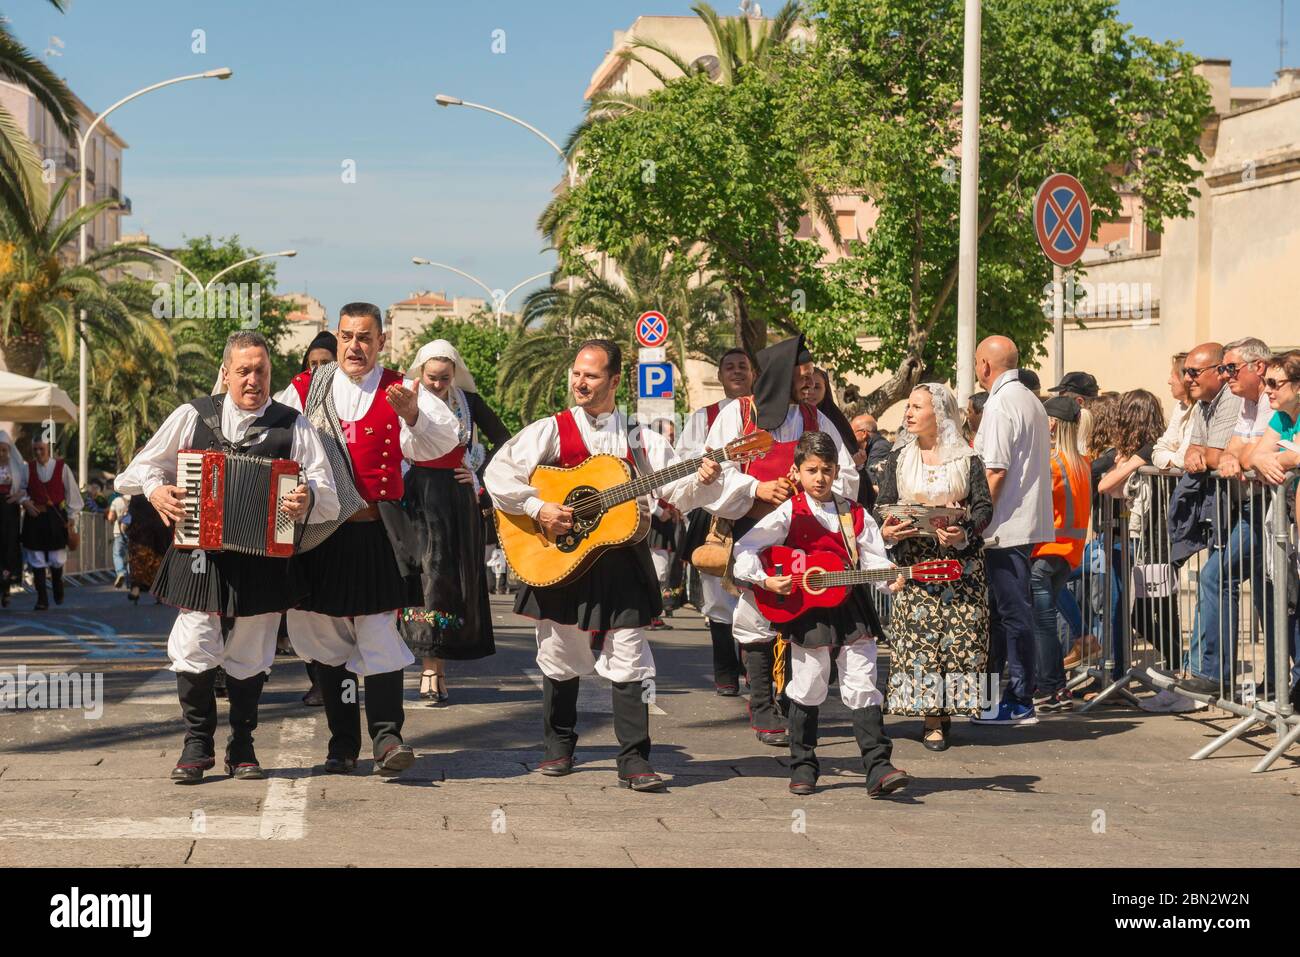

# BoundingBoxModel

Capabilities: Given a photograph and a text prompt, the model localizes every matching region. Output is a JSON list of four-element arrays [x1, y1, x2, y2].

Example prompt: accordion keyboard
[[175, 451, 205, 547]]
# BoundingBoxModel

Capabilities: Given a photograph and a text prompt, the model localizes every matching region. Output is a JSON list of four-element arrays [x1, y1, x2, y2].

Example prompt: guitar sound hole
[[554, 485, 602, 553]]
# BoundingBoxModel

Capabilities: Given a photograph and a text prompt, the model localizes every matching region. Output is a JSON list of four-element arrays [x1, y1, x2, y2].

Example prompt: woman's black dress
[[0, 470, 21, 596], [399, 391, 510, 660]]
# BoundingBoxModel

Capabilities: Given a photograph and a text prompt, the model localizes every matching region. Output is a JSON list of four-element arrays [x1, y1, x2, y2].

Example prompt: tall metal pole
[[955, 0, 982, 405], [1053, 264, 1065, 384]]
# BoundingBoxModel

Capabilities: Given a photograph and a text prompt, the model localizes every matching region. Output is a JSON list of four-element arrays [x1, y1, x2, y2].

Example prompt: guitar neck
[[794, 566, 912, 588], [597, 447, 728, 507]]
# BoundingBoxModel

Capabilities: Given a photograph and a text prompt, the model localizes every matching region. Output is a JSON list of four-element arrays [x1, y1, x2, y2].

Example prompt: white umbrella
[[0, 370, 79, 423]]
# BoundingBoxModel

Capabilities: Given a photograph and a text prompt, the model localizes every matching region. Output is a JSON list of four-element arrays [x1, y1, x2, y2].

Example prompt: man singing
[[484, 339, 721, 792], [280, 302, 460, 777], [115, 331, 340, 783]]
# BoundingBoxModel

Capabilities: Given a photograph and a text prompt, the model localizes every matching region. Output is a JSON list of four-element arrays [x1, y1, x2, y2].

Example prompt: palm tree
[[0, 1, 79, 229], [0, 178, 156, 378], [499, 240, 732, 421]]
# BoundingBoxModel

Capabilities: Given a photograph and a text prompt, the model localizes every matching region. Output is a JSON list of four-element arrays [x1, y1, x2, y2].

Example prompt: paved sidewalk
[[0, 584, 1296, 867]]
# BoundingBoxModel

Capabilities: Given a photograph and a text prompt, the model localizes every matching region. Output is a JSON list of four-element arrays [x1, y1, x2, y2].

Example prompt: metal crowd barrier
[[62, 511, 116, 576], [1066, 465, 1297, 773]]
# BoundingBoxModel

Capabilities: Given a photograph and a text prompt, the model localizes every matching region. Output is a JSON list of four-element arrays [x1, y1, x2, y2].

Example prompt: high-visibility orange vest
[[1032, 451, 1091, 567]]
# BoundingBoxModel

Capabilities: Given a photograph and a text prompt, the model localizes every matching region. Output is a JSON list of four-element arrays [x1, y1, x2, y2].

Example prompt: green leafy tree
[[500, 241, 732, 421], [542, 4, 833, 356], [796, 0, 1212, 413], [397, 315, 524, 436]]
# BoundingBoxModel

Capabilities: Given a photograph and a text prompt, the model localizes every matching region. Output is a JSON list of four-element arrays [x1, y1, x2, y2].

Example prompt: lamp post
[[77, 67, 234, 481], [411, 258, 549, 326], [955, 0, 982, 406]]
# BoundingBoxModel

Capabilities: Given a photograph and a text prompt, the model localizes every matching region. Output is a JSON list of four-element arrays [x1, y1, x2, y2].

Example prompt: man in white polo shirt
[[970, 336, 1055, 724]]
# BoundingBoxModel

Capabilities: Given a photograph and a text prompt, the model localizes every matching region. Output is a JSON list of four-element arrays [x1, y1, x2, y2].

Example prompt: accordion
[[174, 450, 303, 558]]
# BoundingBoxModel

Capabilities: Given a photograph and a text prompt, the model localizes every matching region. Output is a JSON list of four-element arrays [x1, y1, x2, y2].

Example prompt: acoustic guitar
[[496, 431, 773, 588], [752, 545, 963, 624]]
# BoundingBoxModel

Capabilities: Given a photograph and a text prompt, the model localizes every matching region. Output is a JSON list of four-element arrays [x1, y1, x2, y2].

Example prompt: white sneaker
[[1139, 688, 1206, 713]]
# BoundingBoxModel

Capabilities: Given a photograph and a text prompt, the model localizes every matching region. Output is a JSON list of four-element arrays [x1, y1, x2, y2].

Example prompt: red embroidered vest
[[704, 400, 724, 430], [786, 491, 864, 566], [741, 399, 820, 483], [294, 367, 406, 503], [555, 409, 634, 469], [28, 459, 67, 509]]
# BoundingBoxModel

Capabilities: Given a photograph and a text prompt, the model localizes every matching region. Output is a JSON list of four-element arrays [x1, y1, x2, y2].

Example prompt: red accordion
[[174, 450, 303, 558]]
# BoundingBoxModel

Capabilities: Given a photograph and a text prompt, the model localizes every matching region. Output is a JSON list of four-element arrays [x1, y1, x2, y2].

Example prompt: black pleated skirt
[[398, 466, 495, 660], [681, 508, 712, 559], [783, 586, 880, 651], [0, 500, 21, 586], [297, 518, 420, 617], [21, 507, 67, 552], [515, 539, 662, 632], [152, 544, 308, 617]]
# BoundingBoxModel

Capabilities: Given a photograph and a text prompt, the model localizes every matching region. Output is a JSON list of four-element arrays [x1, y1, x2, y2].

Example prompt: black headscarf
[[751, 335, 814, 430], [300, 330, 338, 371], [751, 334, 859, 455]]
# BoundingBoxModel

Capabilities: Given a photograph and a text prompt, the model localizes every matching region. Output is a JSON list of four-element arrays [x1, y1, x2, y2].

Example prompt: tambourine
[[878, 504, 968, 537]]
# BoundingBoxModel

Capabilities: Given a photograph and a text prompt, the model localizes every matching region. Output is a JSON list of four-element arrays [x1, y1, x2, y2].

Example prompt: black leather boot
[[172, 670, 218, 783], [787, 700, 820, 795], [540, 674, 579, 775], [50, 565, 65, 605], [316, 663, 361, 773], [224, 672, 267, 780], [32, 567, 48, 610], [611, 679, 664, 791], [852, 705, 910, 797], [365, 670, 413, 776], [747, 640, 788, 745], [709, 620, 740, 694]]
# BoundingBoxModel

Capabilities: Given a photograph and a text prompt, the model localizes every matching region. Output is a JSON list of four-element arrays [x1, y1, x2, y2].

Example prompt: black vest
[[150, 394, 308, 618]]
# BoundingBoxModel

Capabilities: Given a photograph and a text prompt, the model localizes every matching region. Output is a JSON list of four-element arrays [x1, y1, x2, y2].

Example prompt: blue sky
[[9, 0, 1294, 321]]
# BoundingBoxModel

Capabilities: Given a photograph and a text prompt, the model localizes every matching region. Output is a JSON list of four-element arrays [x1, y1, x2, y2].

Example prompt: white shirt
[[702, 402, 859, 520], [27, 459, 84, 520], [733, 492, 895, 593], [1151, 400, 1196, 470], [484, 407, 722, 520], [1233, 391, 1274, 443], [675, 398, 740, 458], [114, 396, 341, 524], [973, 370, 1054, 548], [276, 364, 461, 464]]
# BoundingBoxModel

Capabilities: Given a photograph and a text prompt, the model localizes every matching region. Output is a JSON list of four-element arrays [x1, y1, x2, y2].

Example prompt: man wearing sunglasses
[[1181, 343, 1242, 475], [1178, 338, 1276, 699]]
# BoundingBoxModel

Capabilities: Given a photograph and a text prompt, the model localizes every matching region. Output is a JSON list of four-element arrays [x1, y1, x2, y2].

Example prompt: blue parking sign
[[638, 362, 673, 399]]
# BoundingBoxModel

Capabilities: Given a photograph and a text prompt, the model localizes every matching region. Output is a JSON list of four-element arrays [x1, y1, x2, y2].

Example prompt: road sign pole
[[1053, 263, 1065, 384], [955, 0, 982, 406]]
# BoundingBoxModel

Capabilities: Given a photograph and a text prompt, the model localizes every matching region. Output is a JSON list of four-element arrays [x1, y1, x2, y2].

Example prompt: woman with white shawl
[[873, 383, 994, 751], [0, 431, 26, 606], [399, 339, 511, 703]]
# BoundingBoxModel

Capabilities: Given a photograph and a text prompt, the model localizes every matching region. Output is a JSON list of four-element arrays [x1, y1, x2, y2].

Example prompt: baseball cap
[[1044, 395, 1081, 423], [1048, 372, 1099, 397]]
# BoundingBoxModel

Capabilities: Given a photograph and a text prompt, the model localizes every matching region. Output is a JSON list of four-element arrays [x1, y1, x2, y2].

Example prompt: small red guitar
[[753, 545, 963, 624]]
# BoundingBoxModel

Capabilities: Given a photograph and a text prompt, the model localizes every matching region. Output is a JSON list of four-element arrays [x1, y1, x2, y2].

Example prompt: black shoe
[[715, 684, 739, 697], [618, 772, 666, 792], [33, 599, 48, 611], [171, 757, 215, 784], [789, 779, 817, 796], [1175, 675, 1219, 696], [374, 743, 415, 777], [301, 684, 324, 707], [922, 724, 950, 752], [868, 767, 912, 798], [538, 756, 574, 776], [224, 757, 265, 780], [322, 756, 357, 774], [756, 729, 790, 747]]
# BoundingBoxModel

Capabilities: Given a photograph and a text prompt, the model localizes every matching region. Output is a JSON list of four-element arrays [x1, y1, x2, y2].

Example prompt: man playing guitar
[[483, 339, 722, 792]]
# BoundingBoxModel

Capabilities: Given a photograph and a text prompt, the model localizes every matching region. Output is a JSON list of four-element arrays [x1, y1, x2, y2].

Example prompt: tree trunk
[[0, 331, 47, 379], [733, 287, 765, 357], [860, 354, 925, 418]]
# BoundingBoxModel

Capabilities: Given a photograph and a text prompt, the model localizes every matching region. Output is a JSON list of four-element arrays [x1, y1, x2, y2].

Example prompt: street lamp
[[410, 258, 550, 326], [135, 246, 297, 291], [954, 0, 982, 405], [433, 93, 573, 187], [77, 67, 234, 481]]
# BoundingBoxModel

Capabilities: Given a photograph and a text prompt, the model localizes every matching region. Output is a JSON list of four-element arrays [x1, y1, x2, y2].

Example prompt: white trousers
[[698, 571, 739, 623], [787, 638, 883, 710], [650, 548, 672, 588], [167, 611, 279, 680], [535, 619, 655, 684], [285, 609, 415, 678], [24, 548, 66, 569], [732, 589, 776, 645], [485, 545, 507, 576]]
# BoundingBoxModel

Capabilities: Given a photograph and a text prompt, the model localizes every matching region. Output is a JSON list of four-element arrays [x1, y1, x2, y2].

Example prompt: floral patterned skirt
[[885, 536, 990, 716]]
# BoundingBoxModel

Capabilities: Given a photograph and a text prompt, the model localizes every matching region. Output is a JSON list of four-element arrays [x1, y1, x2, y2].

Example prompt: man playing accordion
[[115, 331, 340, 784]]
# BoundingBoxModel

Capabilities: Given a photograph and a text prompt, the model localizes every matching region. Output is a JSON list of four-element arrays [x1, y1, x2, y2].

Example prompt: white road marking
[[258, 716, 317, 840], [523, 669, 667, 716]]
